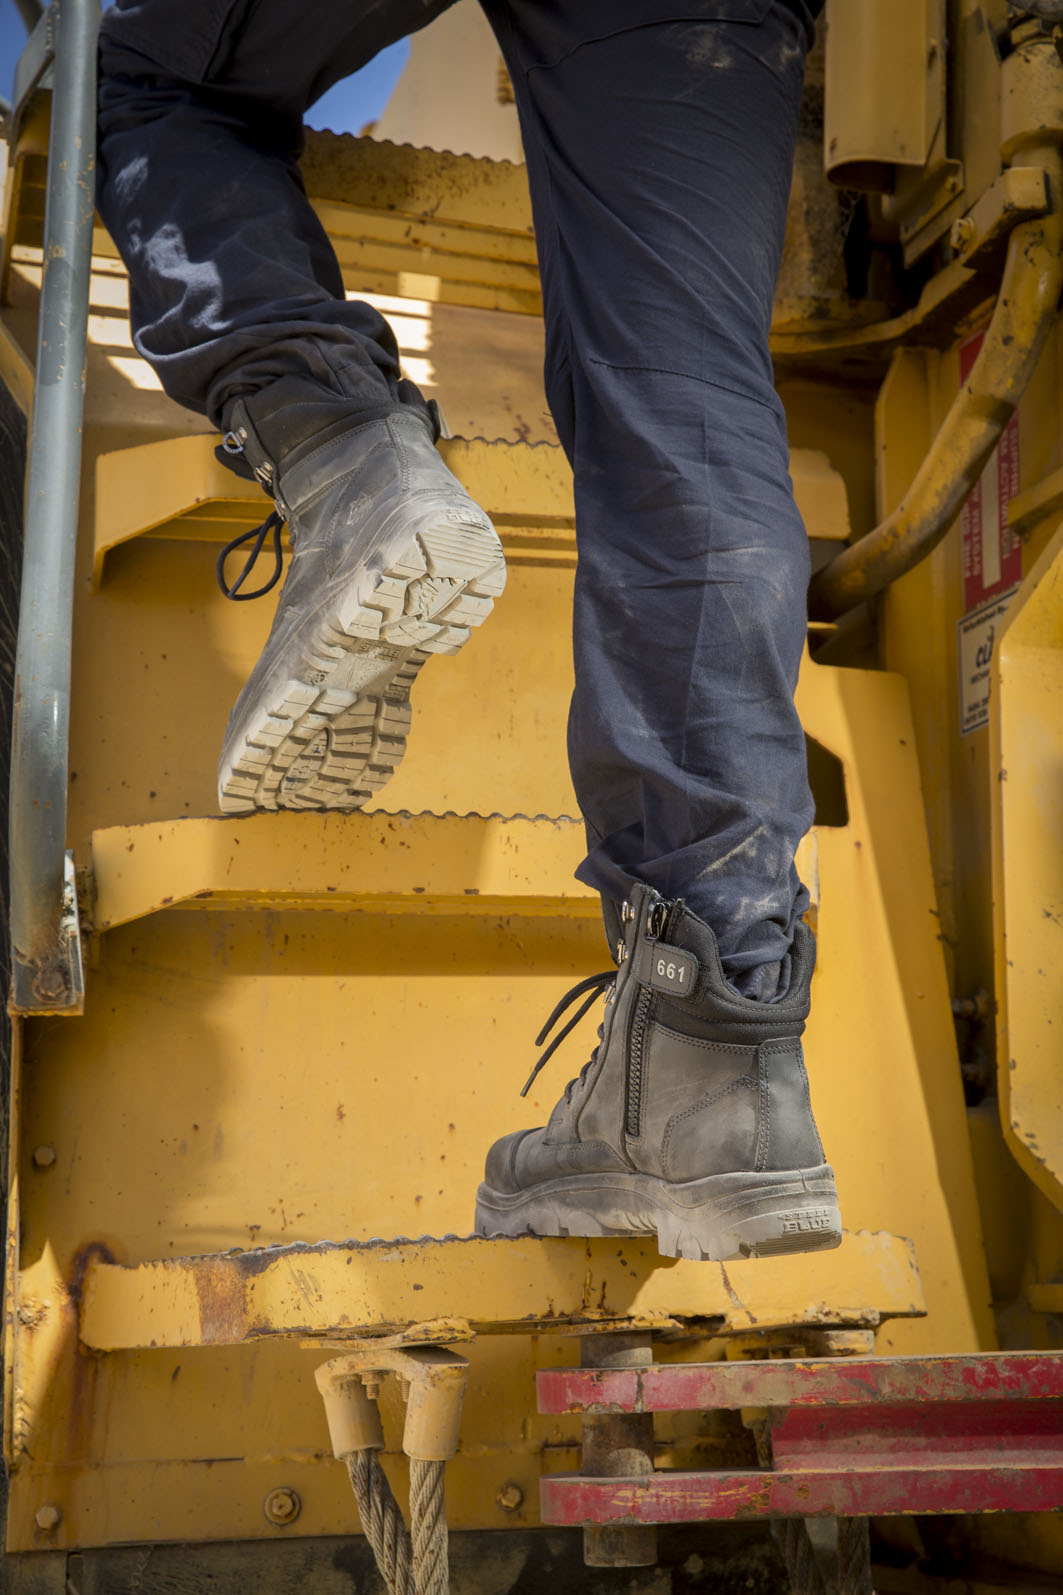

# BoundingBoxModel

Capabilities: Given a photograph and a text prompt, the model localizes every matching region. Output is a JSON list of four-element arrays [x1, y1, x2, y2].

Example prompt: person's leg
[[97, 0, 454, 424], [483, 0, 818, 1001], [475, 1, 840, 1260], [97, 0, 506, 814]]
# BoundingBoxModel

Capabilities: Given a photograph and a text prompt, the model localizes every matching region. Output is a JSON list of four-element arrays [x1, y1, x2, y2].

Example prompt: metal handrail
[[7, 0, 97, 1012]]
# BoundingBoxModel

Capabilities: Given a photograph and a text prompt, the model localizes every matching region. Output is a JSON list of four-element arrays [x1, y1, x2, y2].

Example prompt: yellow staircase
[[2, 113, 992, 1558]]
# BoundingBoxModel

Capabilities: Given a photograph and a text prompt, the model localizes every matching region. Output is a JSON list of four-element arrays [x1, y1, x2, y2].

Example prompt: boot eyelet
[[620, 901, 634, 924]]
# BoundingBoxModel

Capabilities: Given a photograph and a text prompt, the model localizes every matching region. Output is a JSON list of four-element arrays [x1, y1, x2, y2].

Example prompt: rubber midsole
[[475, 1165, 841, 1249]]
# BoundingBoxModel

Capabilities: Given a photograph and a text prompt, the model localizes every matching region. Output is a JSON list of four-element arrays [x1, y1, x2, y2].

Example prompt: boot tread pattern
[[473, 1166, 842, 1263], [219, 522, 504, 813]]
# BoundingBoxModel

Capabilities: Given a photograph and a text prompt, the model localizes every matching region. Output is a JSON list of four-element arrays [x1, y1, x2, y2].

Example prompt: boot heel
[[654, 1167, 843, 1262]]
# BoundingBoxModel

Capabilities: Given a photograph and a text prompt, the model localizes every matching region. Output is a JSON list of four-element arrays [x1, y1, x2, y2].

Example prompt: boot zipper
[[626, 988, 650, 1138], [625, 898, 684, 1141]]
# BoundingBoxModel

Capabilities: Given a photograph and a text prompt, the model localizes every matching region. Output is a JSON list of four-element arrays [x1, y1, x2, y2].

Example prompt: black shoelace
[[216, 510, 286, 601], [521, 969, 615, 1098]]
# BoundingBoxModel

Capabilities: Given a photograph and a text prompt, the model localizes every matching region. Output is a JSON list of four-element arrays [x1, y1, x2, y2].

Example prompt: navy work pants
[[97, 0, 820, 1000]]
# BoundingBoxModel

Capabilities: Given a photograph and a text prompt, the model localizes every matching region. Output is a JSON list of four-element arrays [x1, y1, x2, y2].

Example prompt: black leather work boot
[[475, 884, 841, 1261], [215, 384, 505, 813]]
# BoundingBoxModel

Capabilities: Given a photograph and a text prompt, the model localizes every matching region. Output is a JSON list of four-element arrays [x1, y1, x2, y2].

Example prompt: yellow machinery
[[0, 1, 1061, 1591]]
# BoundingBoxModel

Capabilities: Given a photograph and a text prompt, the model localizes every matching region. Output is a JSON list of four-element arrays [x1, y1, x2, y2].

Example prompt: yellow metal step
[[91, 432, 852, 585], [5, 126, 540, 316], [77, 1229, 924, 1349], [92, 433, 577, 584], [88, 813, 820, 931]]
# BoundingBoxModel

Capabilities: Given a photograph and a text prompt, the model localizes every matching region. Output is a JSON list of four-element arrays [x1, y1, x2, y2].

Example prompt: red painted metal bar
[[537, 1353, 1063, 1415], [541, 1463, 1063, 1523], [770, 1399, 1063, 1462], [538, 1352, 1063, 1525]]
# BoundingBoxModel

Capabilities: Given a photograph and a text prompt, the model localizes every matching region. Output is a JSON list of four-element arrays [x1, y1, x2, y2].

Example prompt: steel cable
[[752, 1420, 827, 1595], [837, 1516, 875, 1595], [345, 1450, 449, 1595], [410, 1457, 450, 1595], [771, 1519, 829, 1595]]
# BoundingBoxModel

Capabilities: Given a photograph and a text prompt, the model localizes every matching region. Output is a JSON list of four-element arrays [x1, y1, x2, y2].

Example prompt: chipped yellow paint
[[78, 1232, 923, 1352]]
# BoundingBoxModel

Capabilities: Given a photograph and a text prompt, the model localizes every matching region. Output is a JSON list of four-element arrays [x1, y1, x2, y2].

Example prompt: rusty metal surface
[[540, 1351, 1063, 1527], [76, 1230, 923, 1351], [577, 1331, 657, 1569], [540, 1460, 1063, 1522], [537, 1352, 1063, 1414]]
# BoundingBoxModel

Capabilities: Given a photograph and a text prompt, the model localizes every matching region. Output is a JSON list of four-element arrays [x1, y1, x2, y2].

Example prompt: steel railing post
[[8, 0, 98, 1012]]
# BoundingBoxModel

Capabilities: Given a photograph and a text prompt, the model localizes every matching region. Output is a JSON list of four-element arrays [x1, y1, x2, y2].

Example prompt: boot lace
[[216, 510, 286, 601], [521, 969, 615, 1099]]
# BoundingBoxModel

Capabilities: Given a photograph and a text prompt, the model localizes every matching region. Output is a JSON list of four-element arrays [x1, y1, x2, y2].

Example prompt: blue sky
[[0, 6, 408, 133], [307, 44, 409, 136]]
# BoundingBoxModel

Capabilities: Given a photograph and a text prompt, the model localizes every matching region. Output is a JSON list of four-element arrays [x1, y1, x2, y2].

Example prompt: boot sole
[[218, 521, 506, 813], [474, 1164, 842, 1263]]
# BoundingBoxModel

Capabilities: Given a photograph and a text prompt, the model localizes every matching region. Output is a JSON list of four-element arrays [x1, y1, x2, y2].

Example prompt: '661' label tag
[[648, 945, 699, 998]]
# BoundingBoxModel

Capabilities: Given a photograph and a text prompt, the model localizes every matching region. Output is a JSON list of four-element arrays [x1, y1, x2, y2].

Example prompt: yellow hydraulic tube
[[810, 143, 1063, 619]]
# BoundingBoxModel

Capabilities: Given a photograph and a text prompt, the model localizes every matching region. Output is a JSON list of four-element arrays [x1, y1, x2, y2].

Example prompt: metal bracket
[[538, 1350, 1063, 1524], [10, 850, 84, 1014], [315, 1340, 470, 1463], [949, 165, 1051, 267]]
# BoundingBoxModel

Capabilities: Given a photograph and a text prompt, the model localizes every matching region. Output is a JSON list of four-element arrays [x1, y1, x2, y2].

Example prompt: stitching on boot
[[285, 424, 387, 493], [651, 1025, 759, 1056], [538, 1136, 632, 1170], [755, 1049, 772, 1172], [388, 413, 412, 493], [660, 1076, 755, 1181], [794, 1047, 824, 1163]]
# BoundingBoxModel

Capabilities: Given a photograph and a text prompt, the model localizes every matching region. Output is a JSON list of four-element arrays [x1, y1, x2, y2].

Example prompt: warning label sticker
[[958, 586, 1020, 736], [956, 329, 1023, 734], [958, 330, 1022, 612]]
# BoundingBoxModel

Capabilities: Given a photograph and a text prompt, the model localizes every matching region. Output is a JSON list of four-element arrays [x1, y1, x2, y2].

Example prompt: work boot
[[475, 884, 841, 1261], [215, 387, 505, 813]]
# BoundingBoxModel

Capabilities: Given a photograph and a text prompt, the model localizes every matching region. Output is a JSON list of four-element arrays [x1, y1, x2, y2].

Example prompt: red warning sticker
[[959, 329, 1022, 613]]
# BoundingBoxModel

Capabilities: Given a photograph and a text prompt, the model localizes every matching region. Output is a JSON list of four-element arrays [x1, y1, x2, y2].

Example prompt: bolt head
[[950, 216, 975, 252], [32, 965, 69, 1003], [263, 1486, 301, 1526], [35, 1504, 61, 1530], [496, 1482, 524, 1512], [32, 1145, 56, 1169]]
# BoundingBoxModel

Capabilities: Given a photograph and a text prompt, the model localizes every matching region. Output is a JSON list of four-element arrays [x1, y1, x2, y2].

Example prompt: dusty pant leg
[[484, 0, 818, 999], [97, 0, 458, 426]]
